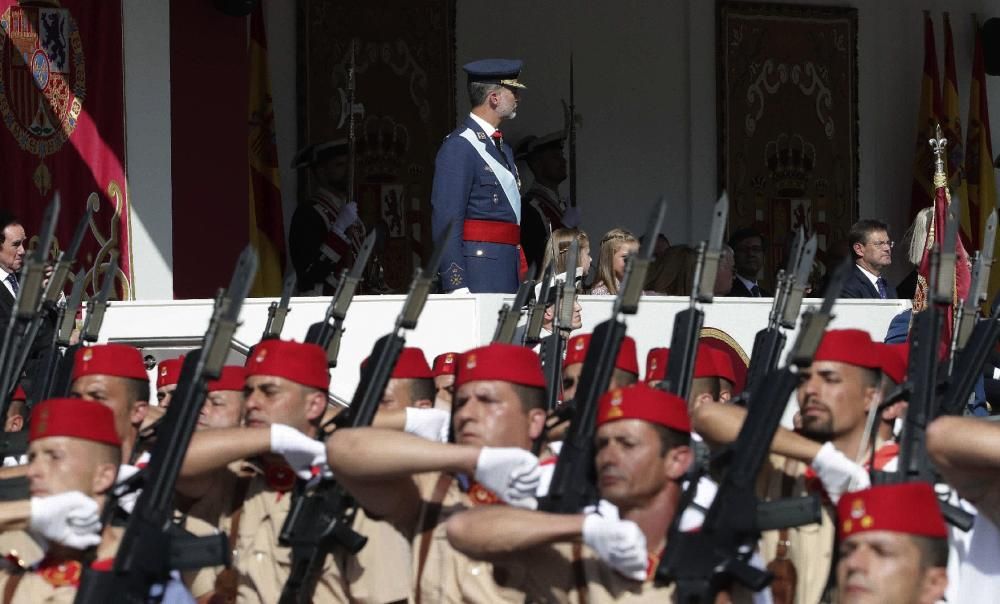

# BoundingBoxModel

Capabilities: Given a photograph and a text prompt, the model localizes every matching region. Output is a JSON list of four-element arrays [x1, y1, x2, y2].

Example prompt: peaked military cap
[[463, 58, 526, 89]]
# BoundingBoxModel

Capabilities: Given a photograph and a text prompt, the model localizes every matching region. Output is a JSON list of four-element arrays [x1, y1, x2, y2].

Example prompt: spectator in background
[[644, 245, 697, 296], [728, 228, 771, 297], [896, 207, 932, 301], [589, 228, 638, 295], [542, 228, 591, 278], [840, 219, 898, 299]]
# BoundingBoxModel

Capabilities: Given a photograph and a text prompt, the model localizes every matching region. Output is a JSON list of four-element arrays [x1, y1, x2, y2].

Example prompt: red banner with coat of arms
[[0, 0, 130, 298]]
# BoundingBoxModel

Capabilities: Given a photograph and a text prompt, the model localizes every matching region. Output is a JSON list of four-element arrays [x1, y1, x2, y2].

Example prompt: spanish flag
[[965, 19, 999, 311], [248, 2, 287, 296], [909, 11, 943, 222], [942, 13, 970, 247]]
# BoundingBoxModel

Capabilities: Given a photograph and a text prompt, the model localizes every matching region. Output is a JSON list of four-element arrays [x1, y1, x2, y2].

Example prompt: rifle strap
[[767, 460, 799, 604], [414, 472, 453, 604], [2, 570, 22, 604], [570, 542, 588, 604], [209, 474, 253, 604]]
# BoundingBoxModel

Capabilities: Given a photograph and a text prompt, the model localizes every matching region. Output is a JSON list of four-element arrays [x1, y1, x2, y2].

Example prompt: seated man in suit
[[841, 218, 898, 299], [727, 227, 771, 297]]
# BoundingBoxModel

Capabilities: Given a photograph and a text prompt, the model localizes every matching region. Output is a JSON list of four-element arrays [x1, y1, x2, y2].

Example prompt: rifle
[[27, 269, 87, 406], [492, 266, 537, 344], [0, 196, 59, 419], [940, 210, 999, 416], [539, 197, 666, 513], [262, 271, 297, 340], [48, 253, 119, 398], [872, 204, 973, 530], [561, 53, 577, 208], [277, 224, 450, 604], [661, 193, 728, 400], [743, 231, 816, 397], [74, 246, 258, 604], [523, 263, 555, 347], [304, 231, 376, 367], [657, 256, 853, 602], [540, 241, 579, 413]]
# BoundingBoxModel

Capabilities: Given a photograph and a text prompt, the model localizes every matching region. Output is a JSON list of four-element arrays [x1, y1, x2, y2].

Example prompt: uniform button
[[476, 250, 484, 256]]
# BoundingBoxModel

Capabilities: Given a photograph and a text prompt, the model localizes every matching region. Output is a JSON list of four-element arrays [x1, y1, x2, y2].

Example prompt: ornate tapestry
[[0, 0, 130, 298], [297, 0, 456, 291], [718, 2, 858, 290]]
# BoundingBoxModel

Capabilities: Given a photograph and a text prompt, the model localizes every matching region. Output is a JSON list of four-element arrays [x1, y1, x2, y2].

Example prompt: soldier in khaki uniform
[[446, 382, 760, 602], [327, 343, 549, 603], [431, 352, 458, 410], [373, 347, 436, 412], [693, 329, 884, 604], [0, 398, 121, 603], [835, 483, 949, 604], [177, 339, 347, 603]]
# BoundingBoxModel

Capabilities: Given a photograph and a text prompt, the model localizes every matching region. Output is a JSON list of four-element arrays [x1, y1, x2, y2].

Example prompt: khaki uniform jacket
[[412, 472, 577, 603], [215, 465, 349, 604], [757, 454, 836, 604]]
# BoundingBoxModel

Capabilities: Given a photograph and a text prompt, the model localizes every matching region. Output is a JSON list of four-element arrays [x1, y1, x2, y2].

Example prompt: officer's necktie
[[876, 277, 887, 299], [491, 130, 510, 169], [6, 273, 18, 296], [750, 283, 761, 297]]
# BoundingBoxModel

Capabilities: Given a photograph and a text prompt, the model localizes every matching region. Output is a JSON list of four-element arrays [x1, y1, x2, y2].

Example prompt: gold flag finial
[[930, 123, 948, 188]]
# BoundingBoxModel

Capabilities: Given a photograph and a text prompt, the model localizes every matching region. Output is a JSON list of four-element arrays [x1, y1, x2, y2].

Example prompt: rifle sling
[[2, 569, 22, 604], [210, 473, 253, 604], [414, 472, 453, 604]]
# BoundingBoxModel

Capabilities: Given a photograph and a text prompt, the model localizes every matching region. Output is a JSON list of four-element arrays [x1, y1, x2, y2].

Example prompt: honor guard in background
[[289, 139, 366, 295], [517, 131, 581, 269], [431, 59, 526, 294]]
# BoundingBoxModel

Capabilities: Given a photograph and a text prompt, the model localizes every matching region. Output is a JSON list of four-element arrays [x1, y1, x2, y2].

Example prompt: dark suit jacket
[[839, 264, 898, 299], [728, 277, 771, 297], [0, 277, 57, 388]]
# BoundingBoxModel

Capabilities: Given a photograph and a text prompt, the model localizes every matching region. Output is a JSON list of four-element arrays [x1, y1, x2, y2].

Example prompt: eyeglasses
[[868, 240, 894, 249]]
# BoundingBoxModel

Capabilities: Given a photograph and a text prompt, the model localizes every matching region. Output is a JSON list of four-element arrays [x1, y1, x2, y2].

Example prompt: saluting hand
[[29, 491, 102, 549], [474, 447, 541, 509], [270, 424, 329, 480], [582, 514, 648, 581]]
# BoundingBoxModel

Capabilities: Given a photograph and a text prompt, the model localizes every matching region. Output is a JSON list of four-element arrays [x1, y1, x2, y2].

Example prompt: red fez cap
[[875, 343, 909, 384], [813, 329, 880, 369], [12, 385, 26, 402], [455, 344, 546, 389], [838, 483, 946, 539], [73, 344, 148, 382], [564, 334, 640, 375], [645, 348, 669, 383], [156, 356, 185, 389], [596, 383, 691, 433], [366, 347, 433, 380], [699, 331, 749, 394], [30, 398, 121, 447], [432, 352, 458, 377], [207, 365, 247, 393], [245, 339, 329, 391], [693, 344, 736, 384]]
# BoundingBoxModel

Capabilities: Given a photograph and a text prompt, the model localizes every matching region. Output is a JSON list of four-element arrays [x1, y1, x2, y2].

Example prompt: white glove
[[270, 424, 328, 480], [331, 202, 359, 236], [810, 441, 871, 503], [473, 447, 541, 509], [582, 514, 648, 581], [562, 206, 581, 228], [404, 408, 451, 443], [29, 491, 102, 549], [115, 463, 142, 514], [450, 287, 471, 295]]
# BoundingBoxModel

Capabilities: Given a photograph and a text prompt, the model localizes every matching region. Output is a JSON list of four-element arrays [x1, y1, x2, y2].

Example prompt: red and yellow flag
[[942, 13, 970, 247], [966, 19, 999, 311], [909, 11, 943, 222], [248, 2, 286, 296]]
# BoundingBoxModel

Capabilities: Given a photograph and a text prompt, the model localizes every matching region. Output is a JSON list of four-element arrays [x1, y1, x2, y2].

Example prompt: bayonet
[[492, 267, 536, 344], [262, 271, 297, 340], [696, 193, 729, 303], [82, 252, 119, 343]]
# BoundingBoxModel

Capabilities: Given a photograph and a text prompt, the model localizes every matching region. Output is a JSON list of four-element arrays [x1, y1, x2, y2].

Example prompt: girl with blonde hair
[[591, 227, 639, 295], [542, 228, 591, 276]]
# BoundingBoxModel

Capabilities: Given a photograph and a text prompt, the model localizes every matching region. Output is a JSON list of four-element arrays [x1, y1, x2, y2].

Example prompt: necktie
[[491, 130, 510, 169], [750, 283, 761, 297], [876, 277, 887, 299], [6, 273, 17, 296]]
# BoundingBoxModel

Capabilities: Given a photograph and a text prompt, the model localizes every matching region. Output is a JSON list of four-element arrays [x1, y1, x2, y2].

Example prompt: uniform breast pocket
[[479, 176, 501, 205]]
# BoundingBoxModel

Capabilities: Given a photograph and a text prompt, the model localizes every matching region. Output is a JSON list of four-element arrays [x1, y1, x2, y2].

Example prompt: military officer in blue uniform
[[431, 58, 526, 294]]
